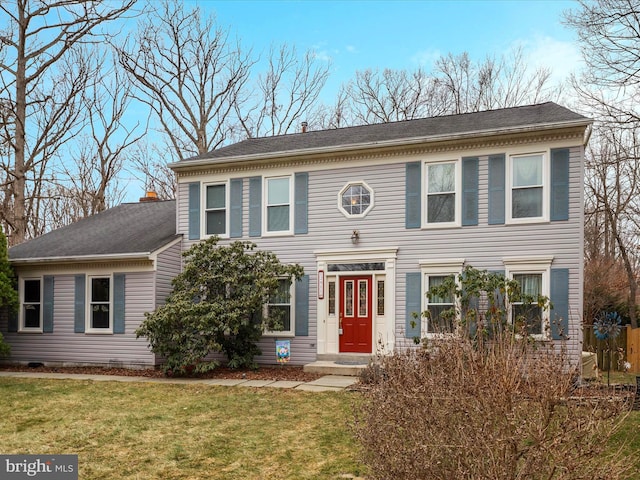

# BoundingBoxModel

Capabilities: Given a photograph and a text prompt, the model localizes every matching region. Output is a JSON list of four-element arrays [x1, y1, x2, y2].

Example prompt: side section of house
[[1, 261, 158, 368], [174, 124, 587, 367], [2, 200, 181, 368]]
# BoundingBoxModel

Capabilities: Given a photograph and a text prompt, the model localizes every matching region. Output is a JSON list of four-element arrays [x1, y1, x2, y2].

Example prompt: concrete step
[[303, 360, 370, 376]]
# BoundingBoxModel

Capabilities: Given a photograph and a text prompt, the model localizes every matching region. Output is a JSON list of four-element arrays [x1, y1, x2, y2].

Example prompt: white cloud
[[345, 45, 358, 54], [411, 48, 442, 68], [517, 35, 583, 83]]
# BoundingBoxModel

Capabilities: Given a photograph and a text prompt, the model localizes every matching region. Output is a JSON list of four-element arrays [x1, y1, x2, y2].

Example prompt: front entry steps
[[303, 354, 373, 376]]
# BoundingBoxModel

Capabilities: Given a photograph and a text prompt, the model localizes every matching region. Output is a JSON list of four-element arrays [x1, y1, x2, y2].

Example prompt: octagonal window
[[339, 181, 374, 218]]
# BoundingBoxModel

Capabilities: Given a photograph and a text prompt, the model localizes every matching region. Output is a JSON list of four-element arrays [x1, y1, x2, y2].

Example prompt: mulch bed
[[0, 363, 323, 382]]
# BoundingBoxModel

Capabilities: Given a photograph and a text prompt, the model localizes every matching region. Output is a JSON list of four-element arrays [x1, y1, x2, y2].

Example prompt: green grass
[[0, 379, 365, 479]]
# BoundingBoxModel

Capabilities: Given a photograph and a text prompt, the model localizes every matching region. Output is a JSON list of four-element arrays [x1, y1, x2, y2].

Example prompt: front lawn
[[0, 378, 365, 479]]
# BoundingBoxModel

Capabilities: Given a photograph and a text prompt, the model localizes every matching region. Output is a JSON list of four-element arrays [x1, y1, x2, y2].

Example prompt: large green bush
[[0, 226, 17, 357], [136, 237, 302, 374]]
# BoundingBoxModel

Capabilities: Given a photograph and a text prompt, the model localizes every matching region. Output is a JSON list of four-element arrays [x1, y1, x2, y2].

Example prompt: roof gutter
[[10, 251, 153, 266], [170, 119, 592, 172]]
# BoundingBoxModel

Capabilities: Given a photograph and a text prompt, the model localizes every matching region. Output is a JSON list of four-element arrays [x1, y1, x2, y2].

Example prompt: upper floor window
[[265, 176, 292, 234], [339, 181, 374, 218], [205, 183, 227, 236], [425, 161, 458, 226], [21, 278, 42, 330], [88, 276, 111, 332], [510, 153, 545, 221]]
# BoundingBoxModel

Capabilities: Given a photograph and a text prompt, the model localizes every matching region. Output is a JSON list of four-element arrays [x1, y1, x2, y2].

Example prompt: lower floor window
[[265, 278, 294, 335], [22, 278, 42, 329], [512, 273, 543, 336], [89, 277, 111, 330], [425, 274, 455, 334]]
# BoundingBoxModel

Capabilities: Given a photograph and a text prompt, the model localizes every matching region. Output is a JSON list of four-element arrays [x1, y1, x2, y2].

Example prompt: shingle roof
[[181, 102, 590, 164], [9, 200, 178, 262]]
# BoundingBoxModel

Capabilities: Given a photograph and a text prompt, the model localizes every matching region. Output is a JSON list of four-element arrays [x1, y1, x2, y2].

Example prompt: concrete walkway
[[0, 371, 359, 392]]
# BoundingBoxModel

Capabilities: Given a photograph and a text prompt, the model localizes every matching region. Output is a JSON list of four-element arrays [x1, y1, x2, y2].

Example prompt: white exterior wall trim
[[170, 120, 591, 172], [316, 247, 398, 356]]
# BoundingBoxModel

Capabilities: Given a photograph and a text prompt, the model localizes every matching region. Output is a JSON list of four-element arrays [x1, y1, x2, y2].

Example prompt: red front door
[[339, 275, 373, 353]]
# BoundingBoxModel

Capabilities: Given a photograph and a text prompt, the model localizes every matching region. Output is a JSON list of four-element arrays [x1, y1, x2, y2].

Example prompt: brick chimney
[[301, 121, 308, 133], [139, 191, 159, 202]]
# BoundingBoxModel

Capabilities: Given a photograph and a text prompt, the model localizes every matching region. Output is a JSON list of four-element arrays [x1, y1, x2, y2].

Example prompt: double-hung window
[[265, 176, 292, 234], [510, 153, 545, 221], [425, 161, 458, 226], [420, 259, 464, 336], [21, 278, 42, 330], [88, 276, 111, 332], [264, 278, 294, 336], [205, 183, 227, 236], [512, 274, 543, 336], [504, 256, 552, 338], [424, 274, 456, 334]]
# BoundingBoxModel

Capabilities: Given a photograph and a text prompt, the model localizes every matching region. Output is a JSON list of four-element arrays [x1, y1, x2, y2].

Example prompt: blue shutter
[[8, 308, 17, 332], [488, 154, 505, 225], [405, 272, 421, 338], [43, 275, 54, 333], [249, 176, 262, 237], [74, 275, 85, 334], [550, 268, 569, 340], [113, 274, 126, 334], [294, 172, 309, 235], [188, 182, 201, 240], [462, 156, 479, 226], [295, 274, 309, 336], [550, 148, 570, 221], [230, 178, 243, 238], [405, 162, 421, 229]]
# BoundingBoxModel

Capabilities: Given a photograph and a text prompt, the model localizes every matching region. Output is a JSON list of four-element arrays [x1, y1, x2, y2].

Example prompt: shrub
[[136, 237, 302, 375], [352, 334, 632, 479]]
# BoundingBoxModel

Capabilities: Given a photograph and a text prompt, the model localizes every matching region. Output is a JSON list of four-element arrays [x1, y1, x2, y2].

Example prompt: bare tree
[[31, 49, 143, 234], [116, 0, 253, 161], [564, 0, 640, 124], [234, 44, 330, 138], [0, 0, 136, 245], [128, 141, 177, 200], [331, 48, 561, 127], [584, 125, 640, 328]]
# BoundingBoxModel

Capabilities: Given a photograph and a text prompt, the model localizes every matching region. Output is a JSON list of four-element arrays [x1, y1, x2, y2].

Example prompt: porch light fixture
[[351, 230, 360, 244]]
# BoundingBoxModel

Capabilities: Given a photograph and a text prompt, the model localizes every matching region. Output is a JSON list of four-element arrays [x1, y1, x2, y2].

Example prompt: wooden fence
[[583, 325, 640, 373]]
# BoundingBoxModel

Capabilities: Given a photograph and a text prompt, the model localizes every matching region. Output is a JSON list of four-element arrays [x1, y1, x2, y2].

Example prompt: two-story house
[[2, 102, 590, 369], [172, 101, 590, 367]]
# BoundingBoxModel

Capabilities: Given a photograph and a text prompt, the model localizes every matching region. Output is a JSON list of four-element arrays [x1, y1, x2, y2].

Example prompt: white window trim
[[19, 277, 43, 333], [503, 256, 553, 339], [337, 180, 375, 219], [419, 259, 465, 337], [86, 274, 113, 334], [263, 278, 295, 337], [202, 181, 229, 239], [422, 159, 461, 229], [263, 175, 293, 236], [506, 151, 549, 224]]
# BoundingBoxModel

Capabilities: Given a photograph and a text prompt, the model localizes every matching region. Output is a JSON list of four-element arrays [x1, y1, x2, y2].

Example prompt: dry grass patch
[[0, 378, 364, 479]]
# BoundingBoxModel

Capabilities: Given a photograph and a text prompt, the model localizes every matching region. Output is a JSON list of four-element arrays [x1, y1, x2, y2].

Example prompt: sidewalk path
[[0, 371, 358, 392]]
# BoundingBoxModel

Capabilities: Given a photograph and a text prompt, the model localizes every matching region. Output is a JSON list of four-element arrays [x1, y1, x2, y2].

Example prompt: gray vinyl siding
[[2, 272, 157, 368], [176, 143, 585, 366], [155, 241, 182, 308]]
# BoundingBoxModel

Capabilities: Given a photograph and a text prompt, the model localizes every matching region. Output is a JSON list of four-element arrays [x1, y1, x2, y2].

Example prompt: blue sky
[[194, 0, 582, 101]]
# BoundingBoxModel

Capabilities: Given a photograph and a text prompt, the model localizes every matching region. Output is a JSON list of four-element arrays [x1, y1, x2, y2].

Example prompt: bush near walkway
[[352, 334, 633, 479]]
